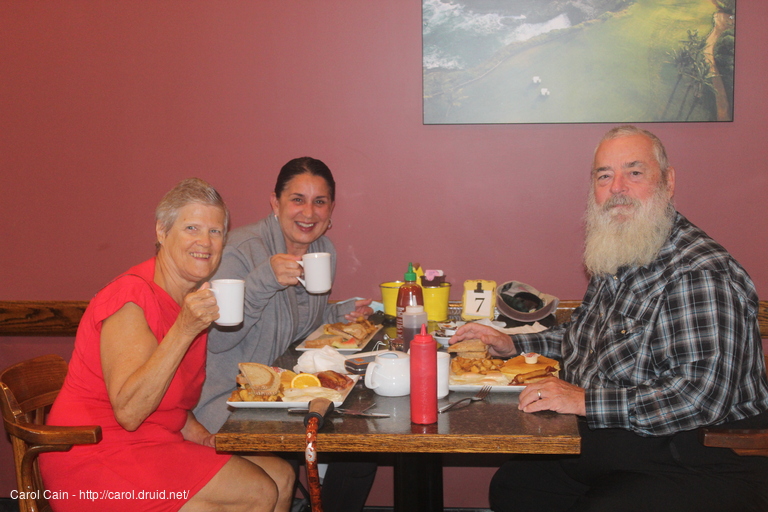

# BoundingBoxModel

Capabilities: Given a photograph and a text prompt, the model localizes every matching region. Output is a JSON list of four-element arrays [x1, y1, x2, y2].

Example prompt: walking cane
[[304, 397, 335, 512]]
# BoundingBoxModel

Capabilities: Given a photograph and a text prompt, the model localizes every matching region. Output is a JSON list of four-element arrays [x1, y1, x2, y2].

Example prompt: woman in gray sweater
[[194, 157, 376, 512]]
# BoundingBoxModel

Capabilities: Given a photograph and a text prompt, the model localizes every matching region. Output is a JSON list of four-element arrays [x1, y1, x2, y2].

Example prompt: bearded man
[[451, 126, 768, 512]]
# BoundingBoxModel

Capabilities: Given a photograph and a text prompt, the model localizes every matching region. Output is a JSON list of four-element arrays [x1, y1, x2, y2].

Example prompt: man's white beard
[[584, 186, 675, 276]]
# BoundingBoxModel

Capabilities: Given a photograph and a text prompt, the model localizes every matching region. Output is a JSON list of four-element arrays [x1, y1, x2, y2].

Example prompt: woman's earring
[[328, 218, 333, 230]]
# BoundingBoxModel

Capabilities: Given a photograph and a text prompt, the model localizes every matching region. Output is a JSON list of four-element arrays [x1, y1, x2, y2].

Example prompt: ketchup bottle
[[396, 263, 423, 340], [410, 324, 437, 424]]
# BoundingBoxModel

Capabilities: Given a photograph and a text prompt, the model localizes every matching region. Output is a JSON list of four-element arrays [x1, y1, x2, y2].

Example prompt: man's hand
[[518, 377, 586, 416], [449, 323, 515, 357]]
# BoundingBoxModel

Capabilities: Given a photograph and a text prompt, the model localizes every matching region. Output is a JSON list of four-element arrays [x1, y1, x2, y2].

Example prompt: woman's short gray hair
[[155, 178, 230, 247]]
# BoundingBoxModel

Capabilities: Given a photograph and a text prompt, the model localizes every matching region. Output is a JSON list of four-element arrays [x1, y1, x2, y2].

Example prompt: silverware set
[[287, 404, 390, 418], [438, 385, 492, 413]]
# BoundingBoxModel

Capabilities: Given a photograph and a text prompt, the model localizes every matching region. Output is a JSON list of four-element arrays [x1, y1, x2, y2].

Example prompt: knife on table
[[287, 404, 390, 418]]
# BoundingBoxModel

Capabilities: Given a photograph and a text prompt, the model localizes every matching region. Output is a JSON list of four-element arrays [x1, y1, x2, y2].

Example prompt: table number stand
[[460, 280, 497, 321]]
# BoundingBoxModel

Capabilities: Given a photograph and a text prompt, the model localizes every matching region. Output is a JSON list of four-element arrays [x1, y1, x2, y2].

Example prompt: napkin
[[473, 318, 548, 335], [294, 345, 348, 374]]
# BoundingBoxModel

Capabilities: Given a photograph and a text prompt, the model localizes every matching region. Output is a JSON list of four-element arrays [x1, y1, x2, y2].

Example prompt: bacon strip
[[316, 370, 353, 391]]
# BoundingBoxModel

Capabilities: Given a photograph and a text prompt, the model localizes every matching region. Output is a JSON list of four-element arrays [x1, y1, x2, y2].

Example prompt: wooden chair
[[700, 427, 768, 456], [0, 354, 102, 512], [699, 355, 768, 457]]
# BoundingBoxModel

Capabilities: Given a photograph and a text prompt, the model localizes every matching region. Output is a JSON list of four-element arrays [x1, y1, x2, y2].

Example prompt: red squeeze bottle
[[409, 324, 438, 425], [396, 263, 424, 339]]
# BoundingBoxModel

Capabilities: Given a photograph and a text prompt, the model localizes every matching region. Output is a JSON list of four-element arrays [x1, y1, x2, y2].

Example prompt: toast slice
[[238, 362, 280, 396], [324, 318, 378, 343], [340, 322, 368, 339], [447, 339, 487, 353], [324, 323, 356, 341], [447, 339, 489, 359]]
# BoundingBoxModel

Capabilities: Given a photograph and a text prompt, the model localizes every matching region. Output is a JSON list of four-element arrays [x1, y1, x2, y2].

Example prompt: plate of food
[[446, 339, 560, 392], [296, 317, 382, 353], [227, 362, 359, 408]]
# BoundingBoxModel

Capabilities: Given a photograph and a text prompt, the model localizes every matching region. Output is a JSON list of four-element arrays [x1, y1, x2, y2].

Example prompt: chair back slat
[[17, 392, 61, 421]]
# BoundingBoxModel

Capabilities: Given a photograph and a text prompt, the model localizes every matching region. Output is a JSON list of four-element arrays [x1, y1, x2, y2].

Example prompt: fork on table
[[438, 385, 492, 413]]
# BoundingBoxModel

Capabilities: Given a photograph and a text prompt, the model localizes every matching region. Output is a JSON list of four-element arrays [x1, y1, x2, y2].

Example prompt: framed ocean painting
[[423, 0, 736, 124]]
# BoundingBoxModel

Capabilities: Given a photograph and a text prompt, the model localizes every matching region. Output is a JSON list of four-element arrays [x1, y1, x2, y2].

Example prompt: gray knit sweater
[[194, 215, 354, 431]]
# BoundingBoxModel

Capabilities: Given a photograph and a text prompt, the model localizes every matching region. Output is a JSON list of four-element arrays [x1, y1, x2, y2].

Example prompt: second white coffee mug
[[210, 279, 245, 326], [436, 351, 450, 399], [297, 252, 332, 294], [364, 351, 410, 397]]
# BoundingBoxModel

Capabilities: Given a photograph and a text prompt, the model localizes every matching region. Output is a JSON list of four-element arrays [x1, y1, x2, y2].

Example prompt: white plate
[[448, 384, 524, 393], [296, 324, 382, 353], [227, 376, 359, 408]]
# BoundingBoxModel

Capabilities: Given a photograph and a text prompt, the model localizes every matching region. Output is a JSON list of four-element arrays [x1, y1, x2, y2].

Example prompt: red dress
[[39, 259, 230, 512]]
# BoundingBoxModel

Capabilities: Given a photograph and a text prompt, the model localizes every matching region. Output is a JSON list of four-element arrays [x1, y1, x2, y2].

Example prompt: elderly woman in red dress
[[40, 178, 295, 512]]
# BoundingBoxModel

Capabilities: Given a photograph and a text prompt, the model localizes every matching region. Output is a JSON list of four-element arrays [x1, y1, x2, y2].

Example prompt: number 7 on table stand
[[461, 280, 496, 321]]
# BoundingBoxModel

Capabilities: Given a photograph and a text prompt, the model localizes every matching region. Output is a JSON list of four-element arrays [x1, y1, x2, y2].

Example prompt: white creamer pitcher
[[364, 351, 410, 397]]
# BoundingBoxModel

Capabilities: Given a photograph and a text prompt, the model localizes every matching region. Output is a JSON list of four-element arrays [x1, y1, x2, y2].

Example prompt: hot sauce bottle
[[396, 263, 423, 340], [410, 324, 437, 424]]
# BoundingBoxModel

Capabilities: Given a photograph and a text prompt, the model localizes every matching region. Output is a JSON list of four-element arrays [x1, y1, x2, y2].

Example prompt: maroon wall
[[2, 1, 766, 506]]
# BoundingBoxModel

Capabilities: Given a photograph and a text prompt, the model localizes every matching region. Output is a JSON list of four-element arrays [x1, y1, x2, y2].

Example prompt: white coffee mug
[[436, 351, 450, 399], [210, 279, 245, 326], [364, 351, 410, 397], [297, 252, 332, 294]]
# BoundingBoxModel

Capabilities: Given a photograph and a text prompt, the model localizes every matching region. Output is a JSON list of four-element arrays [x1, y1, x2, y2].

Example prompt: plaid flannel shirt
[[517, 213, 768, 436]]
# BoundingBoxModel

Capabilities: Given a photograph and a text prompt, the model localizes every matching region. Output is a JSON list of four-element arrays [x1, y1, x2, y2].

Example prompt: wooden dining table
[[215, 333, 581, 512]]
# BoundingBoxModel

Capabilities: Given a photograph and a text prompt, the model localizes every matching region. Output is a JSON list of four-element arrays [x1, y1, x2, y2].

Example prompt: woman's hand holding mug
[[270, 254, 304, 287], [297, 252, 332, 294]]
